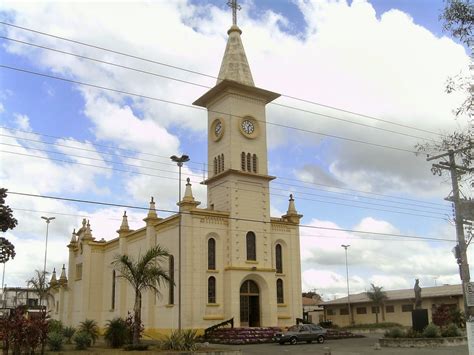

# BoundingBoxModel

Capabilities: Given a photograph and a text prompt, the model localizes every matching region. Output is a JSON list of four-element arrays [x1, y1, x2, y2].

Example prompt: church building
[[51, 5, 303, 334]]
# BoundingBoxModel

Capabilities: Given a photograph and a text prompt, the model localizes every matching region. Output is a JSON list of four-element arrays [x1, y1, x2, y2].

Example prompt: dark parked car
[[273, 324, 327, 345]]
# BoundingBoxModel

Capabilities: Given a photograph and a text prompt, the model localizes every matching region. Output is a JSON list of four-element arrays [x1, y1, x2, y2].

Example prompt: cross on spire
[[227, 0, 241, 26]]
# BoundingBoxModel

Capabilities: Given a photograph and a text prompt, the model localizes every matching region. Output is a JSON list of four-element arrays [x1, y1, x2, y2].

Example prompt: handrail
[[204, 317, 234, 337]]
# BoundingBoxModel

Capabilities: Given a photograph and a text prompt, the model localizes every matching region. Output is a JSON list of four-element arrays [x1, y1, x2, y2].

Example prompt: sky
[[0, 0, 472, 301]]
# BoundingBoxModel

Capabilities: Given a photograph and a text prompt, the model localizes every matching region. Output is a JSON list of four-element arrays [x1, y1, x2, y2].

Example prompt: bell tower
[[193, 2, 280, 223]]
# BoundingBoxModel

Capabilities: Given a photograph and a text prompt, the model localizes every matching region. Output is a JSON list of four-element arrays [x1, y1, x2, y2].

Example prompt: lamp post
[[341, 244, 352, 325], [170, 154, 189, 331], [41, 216, 55, 278]]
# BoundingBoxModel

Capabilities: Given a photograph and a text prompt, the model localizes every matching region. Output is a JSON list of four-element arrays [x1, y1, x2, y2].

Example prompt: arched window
[[252, 154, 257, 173], [246, 232, 256, 261], [241, 152, 246, 171], [208, 276, 216, 303], [208, 238, 216, 270], [217, 155, 221, 173], [277, 279, 284, 304], [276, 244, 282, 273], [221, 154, 224, 172], [168, 255, 174, 304], [247, 153, 251, 171], [214, 157, 217, 175]]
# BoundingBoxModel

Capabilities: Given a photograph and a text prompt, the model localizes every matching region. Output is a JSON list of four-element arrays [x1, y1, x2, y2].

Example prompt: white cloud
[[13, 113, 31, 131], [300, 216, 463, 299]]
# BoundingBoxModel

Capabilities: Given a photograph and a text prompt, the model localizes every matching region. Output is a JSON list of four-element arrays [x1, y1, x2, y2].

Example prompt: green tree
[[78, 319, 99, 345], [366, 284, 387, 324], [0, 189, 17, 269], [112, 246, 171, 345], [26, 270, 54, 309], [417, 0, 473, 181]]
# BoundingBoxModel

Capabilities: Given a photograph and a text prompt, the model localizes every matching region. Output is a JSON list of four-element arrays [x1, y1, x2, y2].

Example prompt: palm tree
[[112, 245, 171, 345], [78, 319, 99, 345], [366, 283, 387, 324], [26, 270, 54, 309]]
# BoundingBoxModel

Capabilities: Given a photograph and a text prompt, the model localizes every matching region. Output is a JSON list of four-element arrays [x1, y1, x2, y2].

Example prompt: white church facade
[[51, 10, 303, 335]]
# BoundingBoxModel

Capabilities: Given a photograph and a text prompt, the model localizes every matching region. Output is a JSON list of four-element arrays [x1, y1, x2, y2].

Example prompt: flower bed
[[379, 336, 466, 348]]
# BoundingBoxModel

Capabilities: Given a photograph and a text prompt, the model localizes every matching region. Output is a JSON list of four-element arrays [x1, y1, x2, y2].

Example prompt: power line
[[0, 140, 449, 213], [0, 35, 441, 144], [1, 149, 448, 219], [7, 191, 455, 242], [0, 21, 442, 137], [11, 206, 452, 243], [0, 64, 422, 154], [1, 126, 449, 208]]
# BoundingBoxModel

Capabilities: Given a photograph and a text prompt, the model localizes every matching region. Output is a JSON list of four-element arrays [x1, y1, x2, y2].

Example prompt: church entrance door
[[240, 280, 260, 327]]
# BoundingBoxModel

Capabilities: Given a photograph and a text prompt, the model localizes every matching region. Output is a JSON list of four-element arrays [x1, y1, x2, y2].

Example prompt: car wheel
[[316, 335, 325, 344], [290, 337, 297, 345]]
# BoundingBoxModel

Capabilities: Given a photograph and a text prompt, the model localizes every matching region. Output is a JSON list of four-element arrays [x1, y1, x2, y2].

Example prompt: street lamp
[[41, 216, 55, 278], [341, 244, 352, 325], [170, 154, 189, 331]]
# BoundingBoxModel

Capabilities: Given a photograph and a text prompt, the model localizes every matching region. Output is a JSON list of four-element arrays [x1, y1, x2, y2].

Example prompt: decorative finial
[[151, 196, 154, 203], [227, 0, 241, 26], [289, 194, 294, 201], [123, 211, 127, 217], [186, 177, 191, 185]]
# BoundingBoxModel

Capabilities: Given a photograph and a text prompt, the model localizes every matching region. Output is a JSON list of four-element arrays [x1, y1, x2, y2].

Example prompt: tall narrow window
[[214, 157, 217, 175], [220, 154, 224, 172], [111, 270, 116, 310], [208, 238, 216, 270], [246, 232, 256, 261], [217, 155, 221, 173], [252, 154, 257, 173], [275, 244, 283, 273], [247, 153, 251, 171], [208, 276, 216, 303], [241, 152, 246, 171], [168, 255, 174, 304], [277, 279, 284, 304]]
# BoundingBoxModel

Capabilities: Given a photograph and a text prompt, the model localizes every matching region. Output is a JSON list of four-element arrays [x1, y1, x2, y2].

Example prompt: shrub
[[47, 331, 64, 351], [344, 322, 403, 329], [73, 331, 92, 350], [423, 323, 440, 338], [442, 324, 461, 337], [48, 319, 64, 334], [405, 328, 422, 338], [78, 319, 99, 345], [62, 326, 76, 344], [432, 304, 453, 327], [104, 317, 129, 348], [161, 329, 198, 351], [384, 327, 405, 338]]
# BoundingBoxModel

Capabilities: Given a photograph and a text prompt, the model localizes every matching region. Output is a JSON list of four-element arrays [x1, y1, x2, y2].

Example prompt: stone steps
[[205, 327, 281, 345]]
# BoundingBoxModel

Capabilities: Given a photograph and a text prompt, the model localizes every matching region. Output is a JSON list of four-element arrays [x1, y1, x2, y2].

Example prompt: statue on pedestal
[[414, 279, 422, 309]]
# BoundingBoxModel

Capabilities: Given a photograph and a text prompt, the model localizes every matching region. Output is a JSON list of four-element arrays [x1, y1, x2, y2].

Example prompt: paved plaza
[[215, 334, 467, 355]]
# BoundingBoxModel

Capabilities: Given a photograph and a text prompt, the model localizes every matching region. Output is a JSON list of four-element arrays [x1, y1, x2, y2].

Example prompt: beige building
[[321, 285, 463, 327], [50, 16, 303, 335]]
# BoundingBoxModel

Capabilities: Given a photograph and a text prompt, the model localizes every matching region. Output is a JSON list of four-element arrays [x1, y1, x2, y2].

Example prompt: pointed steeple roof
[[59, 264, 68, 286], [282, 194, 303, 224], [217, 25, 255, 87], [178, 178, 200, 210], [50, 268, 58, 287], [120, 211, 130, 230]]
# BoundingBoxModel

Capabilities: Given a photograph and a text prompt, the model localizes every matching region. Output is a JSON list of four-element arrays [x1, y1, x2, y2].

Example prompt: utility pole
[[427, 146, 473, 322]]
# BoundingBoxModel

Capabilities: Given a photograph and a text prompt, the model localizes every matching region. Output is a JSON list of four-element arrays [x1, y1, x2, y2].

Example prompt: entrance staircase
[[205, 326, 281, 345]]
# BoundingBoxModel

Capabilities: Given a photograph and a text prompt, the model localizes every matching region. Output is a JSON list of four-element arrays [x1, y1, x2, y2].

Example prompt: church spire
[[217, 0, 254, 86]]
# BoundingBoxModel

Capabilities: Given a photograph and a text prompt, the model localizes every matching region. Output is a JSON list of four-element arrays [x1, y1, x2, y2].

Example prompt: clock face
[[215, 121, 222, 136], [241, 120, 255, 135]]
